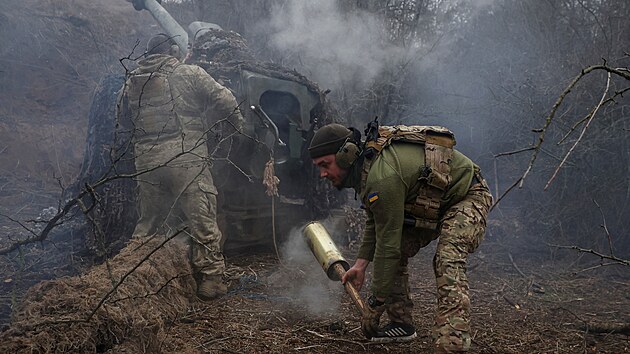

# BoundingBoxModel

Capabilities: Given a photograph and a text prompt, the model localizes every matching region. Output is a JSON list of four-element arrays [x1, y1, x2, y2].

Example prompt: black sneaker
[[371, 322, 417, 343]]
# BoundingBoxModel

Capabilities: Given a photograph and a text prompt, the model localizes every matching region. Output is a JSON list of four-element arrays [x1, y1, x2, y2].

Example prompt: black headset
[[335, 127, 362, 169]]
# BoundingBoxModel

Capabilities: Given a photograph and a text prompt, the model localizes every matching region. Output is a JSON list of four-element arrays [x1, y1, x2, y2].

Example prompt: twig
[[84, 228, 186, 322], [546, 243, 629, 266], [508, 252, 527, 278], [494, 146, 535, 157], [109, 273, 193, 304], [295, 345, 322, 351], [492, 159, 499, 201], [545, 72, 611, 190], [199, 336, 233, 347], [492, 63, 630, 208], [508, 252, 545, 296], [489, 177, 522, 212], [592, 199, 613, 255], [501, 295, 521, 310], [576, 262, 621, 273], [305, 329, 367, 350]]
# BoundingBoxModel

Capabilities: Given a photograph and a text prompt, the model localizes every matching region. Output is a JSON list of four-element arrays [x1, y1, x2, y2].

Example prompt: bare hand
[[342, 259, 369, 291]]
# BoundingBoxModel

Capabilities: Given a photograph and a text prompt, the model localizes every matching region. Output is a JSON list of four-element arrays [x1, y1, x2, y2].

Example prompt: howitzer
[[71, 0, 343, 256], [303, 221, 366, 316]]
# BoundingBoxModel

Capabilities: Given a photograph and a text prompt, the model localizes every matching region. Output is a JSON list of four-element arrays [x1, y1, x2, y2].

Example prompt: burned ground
[[0, 0, 628, 353]]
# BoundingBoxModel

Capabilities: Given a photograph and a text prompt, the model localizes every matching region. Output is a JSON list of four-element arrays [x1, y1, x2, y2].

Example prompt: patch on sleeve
[[368, 192, 379, 203]]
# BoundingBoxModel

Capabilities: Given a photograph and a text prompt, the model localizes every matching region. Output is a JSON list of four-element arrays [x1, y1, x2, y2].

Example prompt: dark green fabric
[[352, 142, 476, 298], [308, 123, 352, 158]]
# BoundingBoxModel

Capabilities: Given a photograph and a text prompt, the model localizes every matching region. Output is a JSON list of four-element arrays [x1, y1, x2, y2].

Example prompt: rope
[[263, 159, 281, 260]]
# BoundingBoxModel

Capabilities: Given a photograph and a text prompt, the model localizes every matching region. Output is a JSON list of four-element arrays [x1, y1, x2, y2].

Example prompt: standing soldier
[[309, 123, 492, 352], [118, 34, 244, 300]]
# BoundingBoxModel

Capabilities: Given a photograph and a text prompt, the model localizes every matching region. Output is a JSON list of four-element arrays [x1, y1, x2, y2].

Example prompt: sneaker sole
[[371, 331, 417, 343]]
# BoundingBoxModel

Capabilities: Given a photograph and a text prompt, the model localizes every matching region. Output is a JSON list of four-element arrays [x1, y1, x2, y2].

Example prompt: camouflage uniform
[[345, 142, 492, 353], [119, 54, 243, 278]]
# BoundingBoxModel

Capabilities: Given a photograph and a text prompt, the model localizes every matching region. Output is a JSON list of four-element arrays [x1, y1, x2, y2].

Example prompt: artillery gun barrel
[[131, 0, 189, 57]]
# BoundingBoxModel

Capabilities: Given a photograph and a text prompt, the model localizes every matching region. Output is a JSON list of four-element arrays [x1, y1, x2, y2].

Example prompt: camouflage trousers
[[132, 159, 225, 278], [386, 176, 492, 353]]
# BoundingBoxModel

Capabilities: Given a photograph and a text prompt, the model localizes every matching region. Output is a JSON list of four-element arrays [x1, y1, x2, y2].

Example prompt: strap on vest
[[361, 126, 455, 232]]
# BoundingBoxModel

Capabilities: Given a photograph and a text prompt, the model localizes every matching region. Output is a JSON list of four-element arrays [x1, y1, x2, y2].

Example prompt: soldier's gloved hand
[[362, 295, 386, 339]]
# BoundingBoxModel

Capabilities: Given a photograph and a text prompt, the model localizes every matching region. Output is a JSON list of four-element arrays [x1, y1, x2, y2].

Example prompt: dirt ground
[[145, 247, 630, 354], [57, 239, 620, 354]]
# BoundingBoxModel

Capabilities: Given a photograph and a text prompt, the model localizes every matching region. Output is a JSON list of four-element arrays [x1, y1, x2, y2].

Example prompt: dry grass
[[0, 236, 196, 353]]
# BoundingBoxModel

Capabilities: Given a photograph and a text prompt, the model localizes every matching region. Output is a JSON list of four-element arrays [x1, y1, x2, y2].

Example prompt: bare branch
[[592, 199, 613, 256], [492, 63, 630, 208], [544, 72, 611, 190], [84, 228, 185, 322], [494, 146, 536, 158], [545, 243, 629, 266]]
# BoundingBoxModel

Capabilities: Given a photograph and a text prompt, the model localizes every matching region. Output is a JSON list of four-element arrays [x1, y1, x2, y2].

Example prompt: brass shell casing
[[303, 221, 349, 281]]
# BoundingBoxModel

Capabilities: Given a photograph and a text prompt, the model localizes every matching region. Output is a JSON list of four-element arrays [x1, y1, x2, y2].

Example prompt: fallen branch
[[557, 307, 630, 335], [592, 199, 614, 256], [546, 243, 630, 266], [305, 329, 367, 350]]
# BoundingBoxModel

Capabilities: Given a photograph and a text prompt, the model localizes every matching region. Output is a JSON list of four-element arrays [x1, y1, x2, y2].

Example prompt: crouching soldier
[[309, 123, 492, 352]]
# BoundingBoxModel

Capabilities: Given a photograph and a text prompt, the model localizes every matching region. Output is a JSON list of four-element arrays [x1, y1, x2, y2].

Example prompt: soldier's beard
[[331, 170, 349, 190]]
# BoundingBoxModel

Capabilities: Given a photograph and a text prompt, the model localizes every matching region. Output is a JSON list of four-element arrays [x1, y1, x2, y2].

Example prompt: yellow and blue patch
[[368, 192, 379, 203]]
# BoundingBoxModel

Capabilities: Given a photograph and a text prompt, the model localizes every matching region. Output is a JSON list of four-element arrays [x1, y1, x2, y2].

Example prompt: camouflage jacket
[[119, 54, 243, 166]]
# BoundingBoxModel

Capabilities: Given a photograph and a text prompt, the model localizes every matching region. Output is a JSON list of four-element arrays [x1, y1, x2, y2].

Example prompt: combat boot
[[197, 275, 227, 300]]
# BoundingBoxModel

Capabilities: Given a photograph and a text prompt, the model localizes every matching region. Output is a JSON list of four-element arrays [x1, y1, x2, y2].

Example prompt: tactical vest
[[361, 125, 456, 231], [125, 63, 182, 144]]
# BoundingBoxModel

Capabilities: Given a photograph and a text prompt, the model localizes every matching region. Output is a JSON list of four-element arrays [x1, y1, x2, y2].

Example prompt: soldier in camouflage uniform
[[118, 34, 244, 300], [309, 123, 492, 352]]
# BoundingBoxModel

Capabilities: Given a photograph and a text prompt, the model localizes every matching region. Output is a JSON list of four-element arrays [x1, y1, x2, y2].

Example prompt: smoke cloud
[[267, 220, 349, 317], [265, 0, 499, 95], [266, 0, 405, 92]]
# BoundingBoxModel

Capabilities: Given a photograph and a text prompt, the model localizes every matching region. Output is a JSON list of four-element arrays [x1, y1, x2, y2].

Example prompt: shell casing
[[303, 221, 349, 281]]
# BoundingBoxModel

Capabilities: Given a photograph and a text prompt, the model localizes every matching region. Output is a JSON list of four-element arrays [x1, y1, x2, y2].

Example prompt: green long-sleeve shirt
[[349, 142, 476, 298]]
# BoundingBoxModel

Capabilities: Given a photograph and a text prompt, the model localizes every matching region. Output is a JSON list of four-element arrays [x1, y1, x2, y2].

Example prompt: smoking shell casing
[[303, 221, 350, 281]]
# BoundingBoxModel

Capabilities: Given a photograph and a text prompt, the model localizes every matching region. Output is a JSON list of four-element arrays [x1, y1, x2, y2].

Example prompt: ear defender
[[170, 44, 181, 58], [335, 139, 361, 169]]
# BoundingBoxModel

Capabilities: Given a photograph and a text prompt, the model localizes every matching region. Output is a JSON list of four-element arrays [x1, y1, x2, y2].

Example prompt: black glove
[[362, 295, 386, 339]]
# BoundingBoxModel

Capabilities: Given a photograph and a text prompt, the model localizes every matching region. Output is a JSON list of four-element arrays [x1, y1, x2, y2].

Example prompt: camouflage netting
[[190, 28, 339, 125], [0, 237, 196, 353], [66, 74, 138, 260]]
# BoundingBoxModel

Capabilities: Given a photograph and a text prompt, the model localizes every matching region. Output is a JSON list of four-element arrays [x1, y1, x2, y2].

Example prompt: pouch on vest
[[362, 125, 455, 232]]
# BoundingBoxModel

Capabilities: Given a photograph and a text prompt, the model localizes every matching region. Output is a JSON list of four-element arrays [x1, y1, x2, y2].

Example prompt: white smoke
[[264, 0, 499, 98], [266, 0, 405, 91], [274, 223, 344, 316]]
